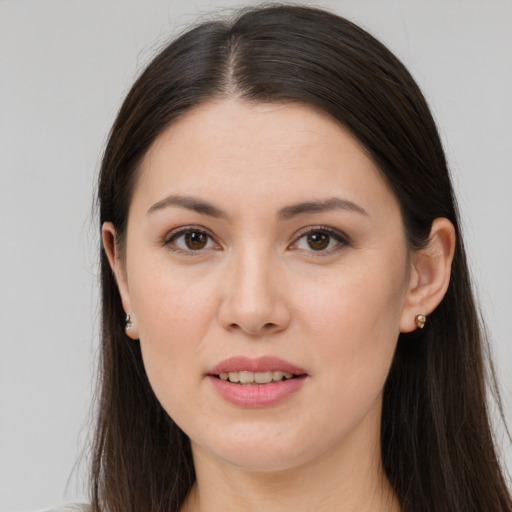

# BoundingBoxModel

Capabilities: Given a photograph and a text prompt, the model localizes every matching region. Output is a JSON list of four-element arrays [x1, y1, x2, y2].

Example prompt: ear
[[102, 222, 139, 339], [400, 217, 456, 333]]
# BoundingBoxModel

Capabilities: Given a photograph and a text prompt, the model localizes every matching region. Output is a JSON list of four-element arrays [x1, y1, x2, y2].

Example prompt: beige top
[[43, 505, 90, 512]]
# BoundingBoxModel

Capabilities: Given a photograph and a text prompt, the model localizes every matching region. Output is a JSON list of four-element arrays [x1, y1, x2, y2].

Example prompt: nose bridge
[[219, 239, 289, 335], [235, 242, 273, 303]]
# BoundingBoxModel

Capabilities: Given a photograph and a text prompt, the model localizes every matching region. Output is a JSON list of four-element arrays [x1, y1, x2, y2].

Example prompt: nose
[[217, 246, 291, 337]]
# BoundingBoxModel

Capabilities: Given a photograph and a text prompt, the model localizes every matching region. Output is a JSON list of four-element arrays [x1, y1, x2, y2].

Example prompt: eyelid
[[163, 225, 221, 254], [288, 225, 350, 254]]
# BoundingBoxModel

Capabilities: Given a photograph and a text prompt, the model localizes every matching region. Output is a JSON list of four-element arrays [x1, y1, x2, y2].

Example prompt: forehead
[[134, 99, 399, 219], [144, 99, 366, 169]]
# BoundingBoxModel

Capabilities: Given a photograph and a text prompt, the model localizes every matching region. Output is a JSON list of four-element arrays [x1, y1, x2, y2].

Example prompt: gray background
[[1, 0, 511, 510]]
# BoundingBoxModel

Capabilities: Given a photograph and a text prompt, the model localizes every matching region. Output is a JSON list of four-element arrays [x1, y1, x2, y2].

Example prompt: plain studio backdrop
[[0, 0, 511, 510]]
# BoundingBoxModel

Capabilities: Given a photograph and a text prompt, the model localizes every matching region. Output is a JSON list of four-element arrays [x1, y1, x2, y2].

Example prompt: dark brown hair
[[94, 5, 511, 512]]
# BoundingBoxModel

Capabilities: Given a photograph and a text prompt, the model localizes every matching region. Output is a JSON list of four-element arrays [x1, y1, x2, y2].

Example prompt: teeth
[[239, 371, 254, 384], [218, 370, 296, 384], [255, 371, 273, 384]]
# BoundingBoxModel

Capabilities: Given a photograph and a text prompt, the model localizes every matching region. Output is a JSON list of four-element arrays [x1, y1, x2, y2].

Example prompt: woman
[[55, 4, 511, 512]]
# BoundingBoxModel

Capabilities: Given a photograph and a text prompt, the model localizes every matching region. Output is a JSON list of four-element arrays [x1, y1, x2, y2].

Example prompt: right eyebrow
[[278, 197, 368, 220], [146, 194, 228, 219]]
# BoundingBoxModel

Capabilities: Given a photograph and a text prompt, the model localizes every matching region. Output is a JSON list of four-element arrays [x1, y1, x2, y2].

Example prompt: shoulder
[[42, 505, 91, 512]]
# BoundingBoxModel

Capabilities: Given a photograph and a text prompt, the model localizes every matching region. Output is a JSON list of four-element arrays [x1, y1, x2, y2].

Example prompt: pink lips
[[209, 355, 306, 375], [207, 356, 308, 408]]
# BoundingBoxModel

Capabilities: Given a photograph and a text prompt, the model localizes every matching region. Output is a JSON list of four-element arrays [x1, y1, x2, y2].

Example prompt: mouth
[[215, 370, 300, 385], [208, 356, 308, 385], [208, 356, 307, 407]]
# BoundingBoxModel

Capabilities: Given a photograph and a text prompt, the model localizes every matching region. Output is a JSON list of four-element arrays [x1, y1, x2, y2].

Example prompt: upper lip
[[208, 356, 307, 376]]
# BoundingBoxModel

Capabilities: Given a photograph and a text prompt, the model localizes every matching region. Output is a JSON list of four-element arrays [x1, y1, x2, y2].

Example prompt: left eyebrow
[[146, 194, 228, 218], [278, 198, 368, 219]]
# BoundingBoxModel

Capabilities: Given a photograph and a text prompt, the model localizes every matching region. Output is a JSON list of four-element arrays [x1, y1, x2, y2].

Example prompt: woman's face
[[110, 99, 417, 472]]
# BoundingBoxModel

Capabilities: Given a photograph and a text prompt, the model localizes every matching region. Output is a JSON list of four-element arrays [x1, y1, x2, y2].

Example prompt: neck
[[181, 410, 399, 512]]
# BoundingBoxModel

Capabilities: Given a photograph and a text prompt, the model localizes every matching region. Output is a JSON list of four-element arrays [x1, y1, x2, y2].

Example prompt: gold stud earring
[[125, 313, 133, 332], [415, 314, 426, 329]]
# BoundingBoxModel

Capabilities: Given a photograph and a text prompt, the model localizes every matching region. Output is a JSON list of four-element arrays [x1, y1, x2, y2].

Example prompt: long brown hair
[[93, 5, 511, 511]]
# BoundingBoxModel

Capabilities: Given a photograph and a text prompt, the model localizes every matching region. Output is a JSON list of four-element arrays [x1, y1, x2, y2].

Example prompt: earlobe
[[400, 217, 456, 333], [101, 222, 139, 339]]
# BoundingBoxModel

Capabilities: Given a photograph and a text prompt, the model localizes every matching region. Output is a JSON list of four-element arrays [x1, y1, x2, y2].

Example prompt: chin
[[190, 423, 332, 474], [213, 445, 311, 473]]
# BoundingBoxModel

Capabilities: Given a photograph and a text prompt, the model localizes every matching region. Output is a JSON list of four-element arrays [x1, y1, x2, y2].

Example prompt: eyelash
[[289, 225, 349, 256], [164, 225, 220, 255], [163, 225, 349, 256]]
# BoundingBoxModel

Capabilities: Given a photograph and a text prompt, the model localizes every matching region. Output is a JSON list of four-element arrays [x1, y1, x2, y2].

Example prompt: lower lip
[[207, 375, 307, 407]]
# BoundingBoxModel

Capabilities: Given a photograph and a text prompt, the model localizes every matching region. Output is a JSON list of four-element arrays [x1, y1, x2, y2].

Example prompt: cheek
[[131, 259, 217, 340], [299, 258, 406, 336], [127, 262, 219, 404], [295, 256, 407, 387]]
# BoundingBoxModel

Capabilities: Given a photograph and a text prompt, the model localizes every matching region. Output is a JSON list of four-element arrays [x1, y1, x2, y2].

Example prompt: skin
[[103, 99, 455, 512]]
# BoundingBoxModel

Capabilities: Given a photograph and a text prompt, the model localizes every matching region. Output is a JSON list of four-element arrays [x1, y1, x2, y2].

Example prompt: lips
[[208, 355, 306, 377], [218, 370, 295, 384], [207, 356, 308, 407]]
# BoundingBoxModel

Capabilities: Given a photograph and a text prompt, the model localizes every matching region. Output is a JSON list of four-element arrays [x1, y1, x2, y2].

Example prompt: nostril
[[227, 321, 278, 335]]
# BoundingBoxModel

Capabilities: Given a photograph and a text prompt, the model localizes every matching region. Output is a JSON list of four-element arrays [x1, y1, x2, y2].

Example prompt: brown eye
[[291, 227, 348, 254], [184, 231, 208, 250], [166, 228, 217, 253], [307, 232, 330, 251]]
